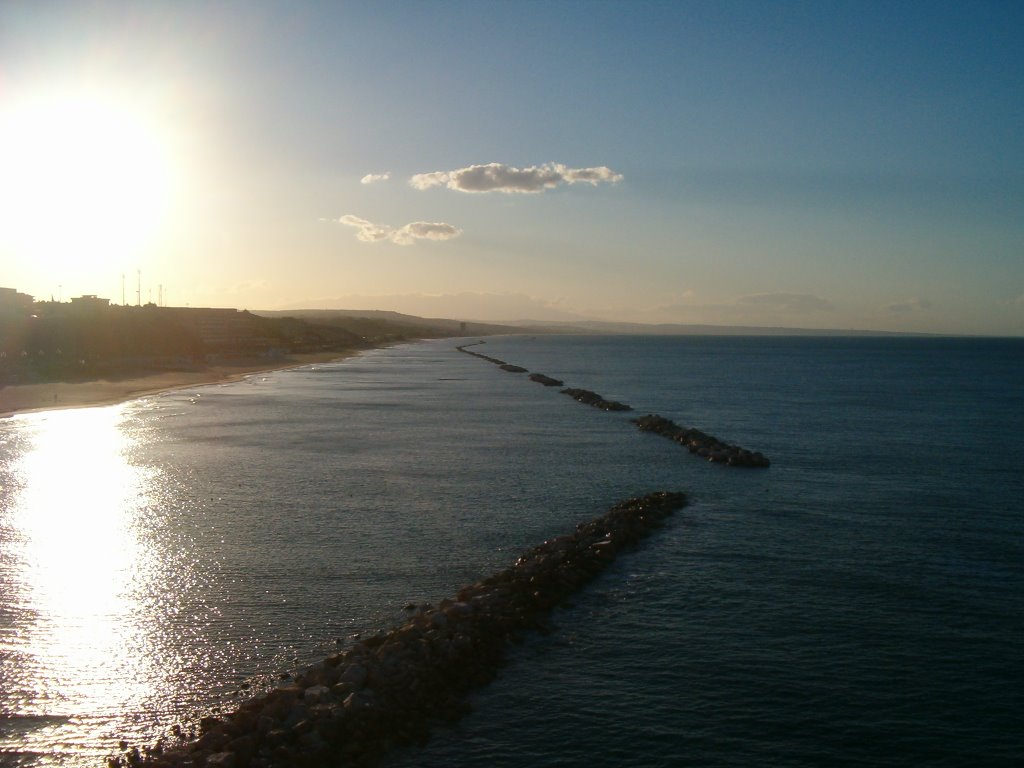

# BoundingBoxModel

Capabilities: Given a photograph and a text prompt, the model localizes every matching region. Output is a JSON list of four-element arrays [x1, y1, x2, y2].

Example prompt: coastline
[[0, 349, 364, 419]]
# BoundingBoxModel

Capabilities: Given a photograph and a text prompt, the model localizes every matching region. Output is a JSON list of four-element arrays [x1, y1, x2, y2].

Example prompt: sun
[[0, 86, 176, 283]]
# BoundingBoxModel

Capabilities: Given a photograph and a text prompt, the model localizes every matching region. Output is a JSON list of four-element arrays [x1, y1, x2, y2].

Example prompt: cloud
[[885, 297, 932, 313], [360, 172, 391, 185], [336, 214, 462, 245], [737, 292, 834, 312], [409, 162, 623, 194], [391, 221, 462, 245], [338, 214, 392, 242]]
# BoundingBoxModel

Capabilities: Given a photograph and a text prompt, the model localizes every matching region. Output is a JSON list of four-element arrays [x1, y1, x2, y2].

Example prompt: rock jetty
[[456, 343, 554, 378], [111, 491, 687, 768], [560, 387, 632, 412], [528, 373, 564, 387], [633, 413, 769, 467], [454, 344, 768, 466], [455, 342, 508, 366]]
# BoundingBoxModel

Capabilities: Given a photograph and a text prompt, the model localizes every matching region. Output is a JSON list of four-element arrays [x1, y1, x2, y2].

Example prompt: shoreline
[[0, 349, 367, 420]]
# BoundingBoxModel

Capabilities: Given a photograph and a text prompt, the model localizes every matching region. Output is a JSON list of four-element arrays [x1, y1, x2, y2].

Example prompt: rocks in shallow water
[[111, 492, 686, 768], [304, 686, 332, 706], [632, 413, 770, 467], [456, 344, 569, 388], [338, 664, 366, 687], [454, 345, 766, 468], [205, 752, 236, 768], [454, 343, 508, 367], [560, 387, 632, 411], [455, 342, 766, 468], [528, 373, 564, 387]]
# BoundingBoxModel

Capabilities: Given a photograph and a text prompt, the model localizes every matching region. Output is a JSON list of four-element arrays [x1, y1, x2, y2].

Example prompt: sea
[[1, 334, 1021, 768]]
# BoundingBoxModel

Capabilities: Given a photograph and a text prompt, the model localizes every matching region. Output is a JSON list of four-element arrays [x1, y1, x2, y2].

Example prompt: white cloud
[[338, 214, 392, 242], [336, 214, 461, 245], [360, 172, 391, 185], [391, 221, 462, 245], [737, 292, 834, 312], [409, 162, 623, 194]]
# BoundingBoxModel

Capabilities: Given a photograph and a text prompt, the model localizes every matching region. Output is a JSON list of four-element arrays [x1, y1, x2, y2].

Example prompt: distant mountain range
[[260, 309, 936, 337], [505, 319, 936, 336], [253, 308, 524, 337]]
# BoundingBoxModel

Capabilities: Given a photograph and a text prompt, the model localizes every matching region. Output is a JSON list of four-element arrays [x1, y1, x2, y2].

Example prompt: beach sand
[[0, 351, 358, 419]]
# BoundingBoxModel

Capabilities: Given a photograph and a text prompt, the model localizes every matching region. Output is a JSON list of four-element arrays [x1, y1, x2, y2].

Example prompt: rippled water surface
[[2, 336, 1022, 767]]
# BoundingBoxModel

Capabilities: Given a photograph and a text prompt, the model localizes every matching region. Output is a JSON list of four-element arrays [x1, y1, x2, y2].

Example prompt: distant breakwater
[[456, 342, 769, 467], [456, 343, 631, 411], [112, 492, 686, 768], [633, 414, 770, 467], [560, 387, 632, 411], [528, 373, 563, 387], [455, 342, 507, 366]]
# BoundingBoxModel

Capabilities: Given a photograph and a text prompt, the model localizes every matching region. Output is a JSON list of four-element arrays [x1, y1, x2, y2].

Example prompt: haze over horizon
[[1, 2, 1022, 335]]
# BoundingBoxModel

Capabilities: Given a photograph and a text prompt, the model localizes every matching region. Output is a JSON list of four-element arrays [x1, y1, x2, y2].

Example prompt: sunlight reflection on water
[[1, 406, 172, 763]]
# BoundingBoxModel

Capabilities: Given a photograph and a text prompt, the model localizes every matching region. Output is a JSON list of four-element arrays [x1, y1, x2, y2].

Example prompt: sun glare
[[0, 87, 177, 280], [4, 406, 160, 723]]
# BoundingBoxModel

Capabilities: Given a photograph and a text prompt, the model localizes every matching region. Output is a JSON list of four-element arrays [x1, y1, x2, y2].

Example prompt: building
[[69, 294, 111, 312], [0, 286, 34, 315], [161, 307, 276, 358]]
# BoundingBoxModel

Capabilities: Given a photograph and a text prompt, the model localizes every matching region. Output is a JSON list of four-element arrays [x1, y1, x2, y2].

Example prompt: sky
[[0, 1, 1022, 334]]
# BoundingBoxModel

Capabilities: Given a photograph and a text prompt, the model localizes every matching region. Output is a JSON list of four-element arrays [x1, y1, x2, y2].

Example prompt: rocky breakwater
[[454, 342, 508, 367], [528, 373, 564, 387], [560, 387, 632, 412], [633, 414, 770, 467], [455, 342, 562, 383], [112, 491, 687, 768]]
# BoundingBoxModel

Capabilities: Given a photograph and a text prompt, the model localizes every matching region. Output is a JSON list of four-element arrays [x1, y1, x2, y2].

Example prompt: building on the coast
[[161, 307, 277, 359], [0, 287, 34, 316], [0, 288, 35, 375], [69, 294, 112, 313]]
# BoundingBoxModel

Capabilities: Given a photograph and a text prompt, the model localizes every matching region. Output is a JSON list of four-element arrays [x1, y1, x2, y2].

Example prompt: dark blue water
[[1, 335, 1022, 767], [393, 336, 1024, 768]]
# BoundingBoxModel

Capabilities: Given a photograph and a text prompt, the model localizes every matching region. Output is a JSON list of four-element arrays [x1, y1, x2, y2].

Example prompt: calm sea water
[[1, 335, 1022, 767]]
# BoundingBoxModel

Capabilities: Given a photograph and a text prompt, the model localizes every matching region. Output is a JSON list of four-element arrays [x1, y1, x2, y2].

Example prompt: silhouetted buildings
[[69, 294, 111, 312], [0, 285, 477, 387], [0, 286, 368, 385], [0, 286, 33, 316]]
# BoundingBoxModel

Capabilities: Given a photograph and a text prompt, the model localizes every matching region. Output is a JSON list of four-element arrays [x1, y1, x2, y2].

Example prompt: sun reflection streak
[[1, 405, 164, 759]]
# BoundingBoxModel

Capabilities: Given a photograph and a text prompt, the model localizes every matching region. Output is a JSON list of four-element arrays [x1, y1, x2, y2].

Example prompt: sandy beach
[[0, 351, 358, 419]]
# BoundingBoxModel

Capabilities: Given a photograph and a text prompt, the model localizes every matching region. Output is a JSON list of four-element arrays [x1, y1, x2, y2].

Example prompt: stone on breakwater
[[499, 364, 528, 373], [632, 413, 769, 467], [528, 373, 564, 387], [560, 387, 632, 412], [112, 492, 687, 768]]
